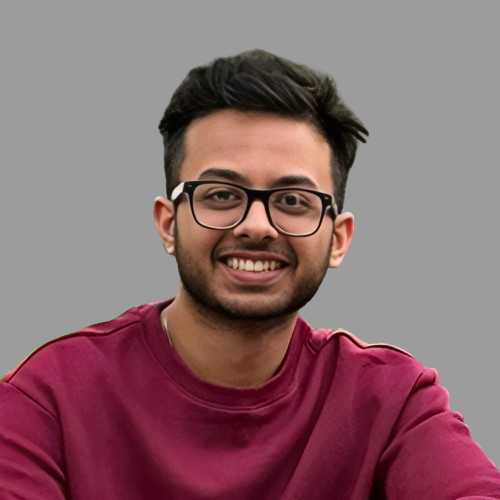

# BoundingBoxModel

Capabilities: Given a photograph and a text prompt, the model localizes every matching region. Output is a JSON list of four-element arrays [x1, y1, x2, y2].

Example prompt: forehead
[[180, 110, 334, 192]]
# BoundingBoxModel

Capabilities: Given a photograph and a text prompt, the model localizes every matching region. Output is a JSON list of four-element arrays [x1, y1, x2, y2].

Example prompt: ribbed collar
[[142, 300, 313, 408]]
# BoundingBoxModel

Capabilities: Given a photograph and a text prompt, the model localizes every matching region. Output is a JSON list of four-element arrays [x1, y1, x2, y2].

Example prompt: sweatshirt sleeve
[[0, 381, 67, 499], [373, 366, 500, 499]]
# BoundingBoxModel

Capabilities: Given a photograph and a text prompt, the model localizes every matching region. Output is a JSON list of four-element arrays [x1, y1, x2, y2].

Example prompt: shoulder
[[1, 301, 166, 413], [298, 317, 430, 397], [301, 317, 416, 363], [3, 302, 157, 380]]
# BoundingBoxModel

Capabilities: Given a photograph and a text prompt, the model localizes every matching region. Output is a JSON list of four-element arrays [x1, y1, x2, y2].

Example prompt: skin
[[154, 110, 354, 387]]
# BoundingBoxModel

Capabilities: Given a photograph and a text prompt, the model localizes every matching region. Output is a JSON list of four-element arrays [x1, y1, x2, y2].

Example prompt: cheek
[[296, 230, 334, 263], [176, 210, 224, 257]]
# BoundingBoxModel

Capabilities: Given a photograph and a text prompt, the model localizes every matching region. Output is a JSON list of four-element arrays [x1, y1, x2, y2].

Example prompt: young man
[[1, 50, 499, 498]]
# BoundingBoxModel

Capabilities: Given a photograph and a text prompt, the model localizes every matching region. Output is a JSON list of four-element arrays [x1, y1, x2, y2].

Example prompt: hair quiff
[[159, 49, 368, 213]]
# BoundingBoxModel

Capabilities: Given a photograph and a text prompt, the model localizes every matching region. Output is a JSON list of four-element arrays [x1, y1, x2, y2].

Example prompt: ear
[[329, 212, 354, 268], [153, 196, 176, 255]]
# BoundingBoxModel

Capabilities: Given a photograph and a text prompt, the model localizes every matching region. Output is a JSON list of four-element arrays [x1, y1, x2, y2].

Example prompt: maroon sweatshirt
[[1, 300, 499, 499]]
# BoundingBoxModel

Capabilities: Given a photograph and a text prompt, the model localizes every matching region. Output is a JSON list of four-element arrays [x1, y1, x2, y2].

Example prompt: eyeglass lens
[[191, 183, 323, 235]]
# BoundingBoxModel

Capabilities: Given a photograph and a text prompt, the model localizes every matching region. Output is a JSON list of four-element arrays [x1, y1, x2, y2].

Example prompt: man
[[1, 50, 499, 498]]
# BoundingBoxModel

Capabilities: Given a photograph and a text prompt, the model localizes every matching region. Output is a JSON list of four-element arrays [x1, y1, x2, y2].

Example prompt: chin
[[187, 290, 317, 323]]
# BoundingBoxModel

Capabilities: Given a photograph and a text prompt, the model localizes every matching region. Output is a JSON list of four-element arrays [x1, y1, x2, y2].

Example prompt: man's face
[[171, 110, 337, 321]]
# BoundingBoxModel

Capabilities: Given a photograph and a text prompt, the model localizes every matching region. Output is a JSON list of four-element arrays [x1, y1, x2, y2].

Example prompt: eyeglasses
[[171, 180, 338, 237]]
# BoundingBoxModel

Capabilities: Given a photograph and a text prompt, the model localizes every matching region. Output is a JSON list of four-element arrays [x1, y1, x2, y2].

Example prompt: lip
[[218, 260, 289, 284]]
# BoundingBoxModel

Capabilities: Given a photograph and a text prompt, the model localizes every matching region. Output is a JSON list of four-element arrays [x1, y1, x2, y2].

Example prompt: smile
[[225, 258, 283, 273]]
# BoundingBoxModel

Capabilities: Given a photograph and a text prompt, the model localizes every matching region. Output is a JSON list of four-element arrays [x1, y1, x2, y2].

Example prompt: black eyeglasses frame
[[171, 180, 338, 237]]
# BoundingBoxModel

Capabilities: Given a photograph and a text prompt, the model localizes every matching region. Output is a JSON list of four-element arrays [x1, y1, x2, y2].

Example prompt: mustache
[[213, 244, 296, 264]]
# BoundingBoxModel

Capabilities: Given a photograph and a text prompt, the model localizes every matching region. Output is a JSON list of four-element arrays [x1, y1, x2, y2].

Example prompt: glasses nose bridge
[[243, 189, 273, 221], [247, 187, 270, 202], [245, 189, 272, 212]]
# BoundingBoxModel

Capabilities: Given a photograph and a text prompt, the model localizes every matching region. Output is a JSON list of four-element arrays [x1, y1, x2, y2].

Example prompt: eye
[[281, 194, 301, 206], [274, 191, 311, 210], [207, 189, 242, 202], [211, 190, 238, 201], [195, 185, 246, 210]]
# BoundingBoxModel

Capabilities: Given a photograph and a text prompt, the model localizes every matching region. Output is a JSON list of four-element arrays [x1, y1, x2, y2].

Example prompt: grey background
[[1, 3, 499, 467]]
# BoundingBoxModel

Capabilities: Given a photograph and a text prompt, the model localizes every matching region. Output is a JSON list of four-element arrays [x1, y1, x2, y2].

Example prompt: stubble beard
[[173, 223, 333, 323]]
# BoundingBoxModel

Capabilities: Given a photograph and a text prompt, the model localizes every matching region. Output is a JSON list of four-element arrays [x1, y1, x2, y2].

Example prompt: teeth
[[225, 258, 284, 273]]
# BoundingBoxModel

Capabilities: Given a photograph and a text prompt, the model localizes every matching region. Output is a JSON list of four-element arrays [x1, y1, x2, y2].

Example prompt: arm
[[373, 367, 500, 499], [0, 382, 67, 499]]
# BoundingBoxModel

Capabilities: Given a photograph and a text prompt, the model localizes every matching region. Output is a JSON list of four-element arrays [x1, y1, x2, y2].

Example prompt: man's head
[[158, 49, 368, 214], [154, 50, 367, 322]]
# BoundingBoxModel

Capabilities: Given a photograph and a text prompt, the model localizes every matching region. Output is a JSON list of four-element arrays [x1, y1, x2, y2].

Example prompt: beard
[[173, 223, 333, 322]]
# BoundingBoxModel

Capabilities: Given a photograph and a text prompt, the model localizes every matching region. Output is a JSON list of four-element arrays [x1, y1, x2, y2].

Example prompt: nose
[[232, 199, 279, 241]]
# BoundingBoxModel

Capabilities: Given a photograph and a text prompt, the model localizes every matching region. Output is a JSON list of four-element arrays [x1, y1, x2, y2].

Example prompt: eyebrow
[[269, 176, 318, 189], [198, 168, 249, 184], [198, 168, 318, 189]]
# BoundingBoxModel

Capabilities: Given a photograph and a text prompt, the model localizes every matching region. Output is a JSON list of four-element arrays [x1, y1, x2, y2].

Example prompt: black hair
[[158, 49, 368, 213]]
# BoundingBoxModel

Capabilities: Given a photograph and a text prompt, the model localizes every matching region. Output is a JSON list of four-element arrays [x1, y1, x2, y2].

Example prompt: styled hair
[[158, 49, 368, 213]]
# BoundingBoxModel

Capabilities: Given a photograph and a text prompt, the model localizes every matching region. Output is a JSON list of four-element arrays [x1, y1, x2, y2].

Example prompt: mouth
[[224, 257, 285, 273], [215, 249, 292, 284]]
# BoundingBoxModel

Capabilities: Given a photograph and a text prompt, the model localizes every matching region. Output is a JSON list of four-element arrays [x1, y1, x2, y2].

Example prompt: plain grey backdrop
[[1, 3, 499, 467]]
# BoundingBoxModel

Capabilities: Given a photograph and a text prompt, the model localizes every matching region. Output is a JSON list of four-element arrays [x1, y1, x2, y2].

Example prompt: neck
[[162, 290, 298, 388]]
